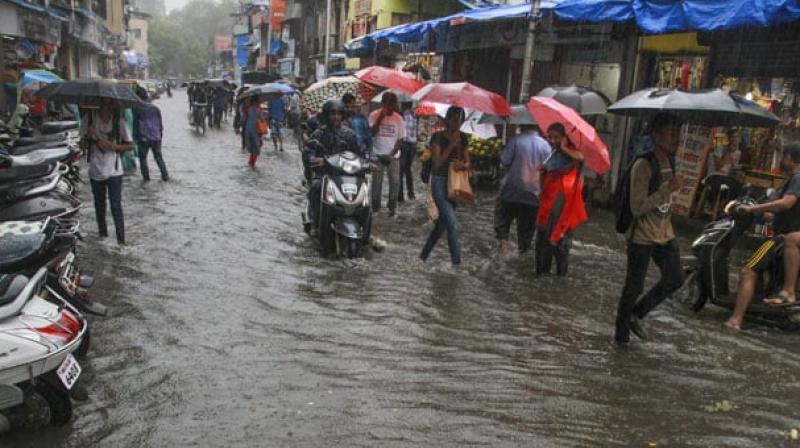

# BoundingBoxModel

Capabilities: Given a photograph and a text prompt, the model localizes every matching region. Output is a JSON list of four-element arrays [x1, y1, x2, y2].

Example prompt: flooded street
[[7, 90, 800, 447]]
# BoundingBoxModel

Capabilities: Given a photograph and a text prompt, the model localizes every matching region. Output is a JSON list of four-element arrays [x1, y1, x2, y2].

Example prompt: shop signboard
[[19, 11, 60, 45], [438, 20, 526, 53], [672, 125, 713, 216]]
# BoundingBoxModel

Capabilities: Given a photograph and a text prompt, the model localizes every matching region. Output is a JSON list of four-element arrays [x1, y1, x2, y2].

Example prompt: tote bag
[[447, 163, 474, 204]]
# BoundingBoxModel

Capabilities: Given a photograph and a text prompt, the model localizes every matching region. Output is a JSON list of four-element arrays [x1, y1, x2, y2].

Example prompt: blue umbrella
[[262, 82, 296, 95]]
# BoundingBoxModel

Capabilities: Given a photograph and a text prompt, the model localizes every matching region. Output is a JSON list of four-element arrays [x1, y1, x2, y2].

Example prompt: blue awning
[[554, 0, 800, 34], [47, 6, 69, 22], [344, 1, 560, 58]]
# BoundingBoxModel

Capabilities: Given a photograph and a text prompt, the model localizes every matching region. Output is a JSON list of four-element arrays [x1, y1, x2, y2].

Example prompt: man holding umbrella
[[614, 113, 685, 344]]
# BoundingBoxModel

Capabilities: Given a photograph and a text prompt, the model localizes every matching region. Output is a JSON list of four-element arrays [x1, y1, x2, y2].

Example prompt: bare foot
[[764, 290, 796, 306], [499, 240, 509, 256], [724, 319, 741, 331]]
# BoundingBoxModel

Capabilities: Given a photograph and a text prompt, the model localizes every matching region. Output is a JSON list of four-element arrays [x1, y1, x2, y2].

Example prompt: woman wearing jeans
[[80, 98, 134, 245], [420, 107, 469, 265]]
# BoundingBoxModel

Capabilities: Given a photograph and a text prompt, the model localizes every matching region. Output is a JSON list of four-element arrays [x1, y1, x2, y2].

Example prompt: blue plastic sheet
[[20, 70, 63, 88], [555, 0, 800, 34], [344, 1, 560, 57]]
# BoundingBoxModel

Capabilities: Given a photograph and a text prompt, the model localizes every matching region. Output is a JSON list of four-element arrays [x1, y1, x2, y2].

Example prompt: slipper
[[764, 291, 797, 307]]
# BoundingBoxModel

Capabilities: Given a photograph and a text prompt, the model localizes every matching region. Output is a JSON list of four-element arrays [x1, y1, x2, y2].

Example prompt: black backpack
[[614, 151, 674, 234]]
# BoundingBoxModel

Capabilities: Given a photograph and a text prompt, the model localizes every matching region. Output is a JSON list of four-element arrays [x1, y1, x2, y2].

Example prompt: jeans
[[495, 200, 538, 253], [138, 140, 169, 181], [90, 176, 125, 244], [371, 156, 400, 211], [398, 141, 416, 201], [421, 175, 461, 265], [615, 239, 684, 342]]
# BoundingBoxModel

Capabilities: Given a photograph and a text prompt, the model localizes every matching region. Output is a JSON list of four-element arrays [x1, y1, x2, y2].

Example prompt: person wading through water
[[80, 98, 134, 245]]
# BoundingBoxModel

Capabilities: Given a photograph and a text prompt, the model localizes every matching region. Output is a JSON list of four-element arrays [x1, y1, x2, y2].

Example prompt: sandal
[[764, 291, 797, 307]]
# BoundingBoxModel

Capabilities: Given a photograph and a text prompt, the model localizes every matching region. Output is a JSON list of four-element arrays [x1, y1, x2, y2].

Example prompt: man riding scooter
[[304, 100, 364, 231], [725, 143, 800, 331]]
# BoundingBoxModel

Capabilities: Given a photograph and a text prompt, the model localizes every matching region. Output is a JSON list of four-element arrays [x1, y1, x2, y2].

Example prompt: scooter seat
[[0, 227, 48, 273], [9, 140, 71, 155], [4, 148, 71, 167], [13, 132, 69, 146], [0, 164, 55, 183], [0, 274, 28, 306], [41, 121, 79, 134]]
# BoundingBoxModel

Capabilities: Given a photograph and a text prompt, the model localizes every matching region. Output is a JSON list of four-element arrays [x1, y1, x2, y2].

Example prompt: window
[[391, 13, 411, 27]]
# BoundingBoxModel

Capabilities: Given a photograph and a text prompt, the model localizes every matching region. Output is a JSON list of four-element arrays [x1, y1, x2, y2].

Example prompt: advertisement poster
[[672, 125, 712, 215]]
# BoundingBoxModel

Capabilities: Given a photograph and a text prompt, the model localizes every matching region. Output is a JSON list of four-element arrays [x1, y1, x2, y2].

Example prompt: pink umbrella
[[354, 66, 425, 95], [412, 82, 513, 117], [527, 96, 611, 174]]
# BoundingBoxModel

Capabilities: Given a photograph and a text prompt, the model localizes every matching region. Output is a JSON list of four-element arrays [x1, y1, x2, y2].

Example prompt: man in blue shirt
[[268, 96, 285, 152], [133, 87, 169, 182], [494, 124, 551, 255], [342, 93, 372, 156]]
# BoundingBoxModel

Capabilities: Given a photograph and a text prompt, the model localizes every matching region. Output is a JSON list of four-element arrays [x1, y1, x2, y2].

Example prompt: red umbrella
[[527, 96, 611, 174], [354, 66, 425, 95], [411, 82, 513, 117], [414, 102, 439, 117]]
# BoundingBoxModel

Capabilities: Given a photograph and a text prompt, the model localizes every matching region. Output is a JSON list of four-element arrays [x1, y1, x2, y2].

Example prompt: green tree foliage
[[148, 0, 237, 77]]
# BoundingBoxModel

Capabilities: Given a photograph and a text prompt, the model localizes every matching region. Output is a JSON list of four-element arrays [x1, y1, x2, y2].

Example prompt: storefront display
[[655, 56, 705, 90]]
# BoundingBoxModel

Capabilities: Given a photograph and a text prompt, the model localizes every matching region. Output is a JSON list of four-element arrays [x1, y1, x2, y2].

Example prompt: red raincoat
[[536, 161, 587, 244]]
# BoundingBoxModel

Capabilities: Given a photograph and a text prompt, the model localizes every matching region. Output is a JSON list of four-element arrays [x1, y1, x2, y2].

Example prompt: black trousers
[[535, 229, 572, 275], [138, 140, 169, 181], [91, 176, 124, 244], [614, 239, 684, 342], [398, 141, 415, 201], [494, 200, 538, 253]]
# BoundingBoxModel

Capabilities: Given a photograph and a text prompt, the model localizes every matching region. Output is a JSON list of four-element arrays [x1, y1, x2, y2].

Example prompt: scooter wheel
[[33, 381, 72, 425], [346, 239, 361, 259]]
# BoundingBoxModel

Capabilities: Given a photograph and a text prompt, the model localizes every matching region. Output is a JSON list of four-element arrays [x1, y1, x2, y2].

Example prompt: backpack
[[614, 151, 674, 234]]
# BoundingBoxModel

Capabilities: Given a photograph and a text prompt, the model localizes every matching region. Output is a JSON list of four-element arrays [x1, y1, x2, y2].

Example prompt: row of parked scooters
[[0, 116, 108, 431]]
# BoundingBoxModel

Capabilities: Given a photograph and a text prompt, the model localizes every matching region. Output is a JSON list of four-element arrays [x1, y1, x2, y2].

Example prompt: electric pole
[[518, 0, 541, 104]]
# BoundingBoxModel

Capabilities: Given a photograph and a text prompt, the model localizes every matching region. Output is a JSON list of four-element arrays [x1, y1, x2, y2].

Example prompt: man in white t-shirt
[[80, 98, 134, 245], [369, 92, 405, 216]]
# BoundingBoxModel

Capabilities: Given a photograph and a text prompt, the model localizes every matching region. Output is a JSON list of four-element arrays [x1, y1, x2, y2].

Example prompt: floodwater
[[6, 91, 800, 447]]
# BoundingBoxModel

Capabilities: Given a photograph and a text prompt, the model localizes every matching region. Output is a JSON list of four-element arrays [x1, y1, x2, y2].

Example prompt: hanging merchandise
[[655, 57, 705, 90]]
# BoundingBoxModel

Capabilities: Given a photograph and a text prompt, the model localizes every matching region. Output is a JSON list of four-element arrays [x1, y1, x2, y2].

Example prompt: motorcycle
[[0, 267, 88, 427], [302, 150, 372, 258], [680, 196, 800, 329], [191, 102, 207, 135]]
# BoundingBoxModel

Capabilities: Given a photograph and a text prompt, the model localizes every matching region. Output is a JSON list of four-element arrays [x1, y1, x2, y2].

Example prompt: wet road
[[7, 91, 800, 447]]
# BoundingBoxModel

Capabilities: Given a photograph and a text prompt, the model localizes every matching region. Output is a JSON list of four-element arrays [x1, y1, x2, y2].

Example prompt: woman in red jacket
[[536, 123, 588, 276]]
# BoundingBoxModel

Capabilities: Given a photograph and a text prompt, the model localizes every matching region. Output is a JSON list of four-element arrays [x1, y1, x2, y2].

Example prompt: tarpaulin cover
[[20, 70, 63, 88], [344, 1, 560, 57], [236, 35, 249, 68], [554, 0, 800, 34]]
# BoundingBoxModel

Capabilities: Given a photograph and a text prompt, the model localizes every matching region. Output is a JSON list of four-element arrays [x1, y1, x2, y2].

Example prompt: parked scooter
[[0, 267, 88, 427], [302, 150, 372, 258], [0, 219, 105, 316], [681, 196, 800, 328]]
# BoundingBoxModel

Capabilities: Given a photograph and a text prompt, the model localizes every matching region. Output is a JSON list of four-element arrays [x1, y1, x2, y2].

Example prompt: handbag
[[419, 147, 432, 184], [256, 118, 268, 135], [447, 150, 474, 204], [426, 192, 439, 221]]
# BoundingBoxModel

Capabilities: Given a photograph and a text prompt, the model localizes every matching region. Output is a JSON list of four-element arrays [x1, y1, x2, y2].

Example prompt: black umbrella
[[536, 85, 611, 115], [237, 83, 284, 103], [608, 88, 780, 128], [35, 79, 142, 107], [478, 105, 537, 125]]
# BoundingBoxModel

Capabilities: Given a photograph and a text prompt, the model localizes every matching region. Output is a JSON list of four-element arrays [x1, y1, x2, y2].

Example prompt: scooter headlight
[[323, 179, 336, 205]]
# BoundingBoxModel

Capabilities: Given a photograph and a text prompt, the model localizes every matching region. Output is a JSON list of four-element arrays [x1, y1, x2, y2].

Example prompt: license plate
[[342, 184, 357, 195], [56, 354, 81, 390]]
